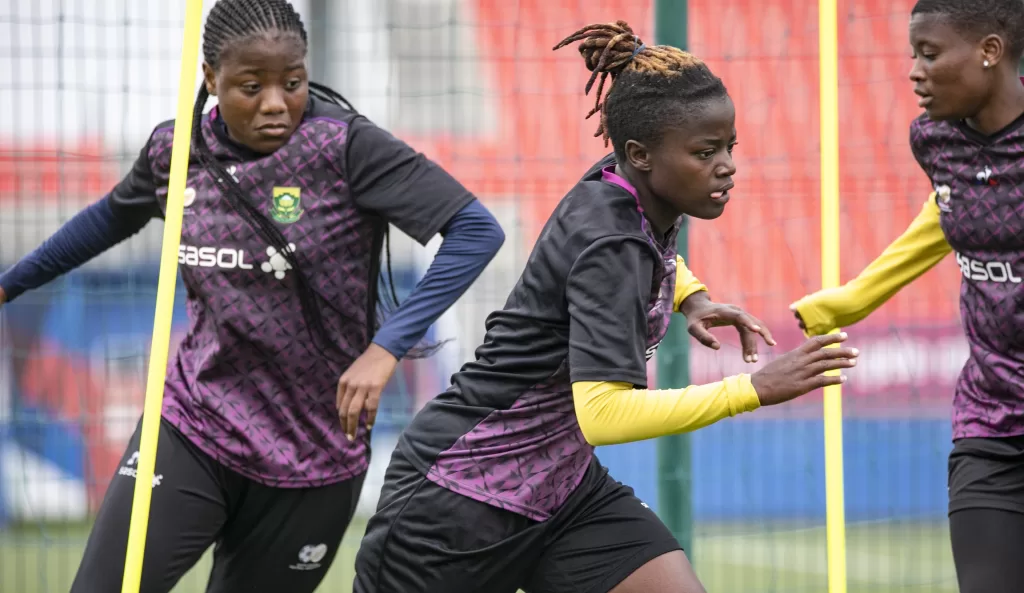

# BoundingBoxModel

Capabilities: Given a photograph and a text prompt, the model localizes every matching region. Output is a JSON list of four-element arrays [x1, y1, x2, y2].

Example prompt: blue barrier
[[598, 417, 953, 521]]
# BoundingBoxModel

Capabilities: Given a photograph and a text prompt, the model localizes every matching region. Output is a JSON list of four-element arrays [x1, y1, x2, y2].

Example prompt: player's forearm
[[572, 377, 761, 446], [792, 196, 952, 335], [0, 196, 150, 303], [673, 255, 708, 312], [372, 200, 504, 358]]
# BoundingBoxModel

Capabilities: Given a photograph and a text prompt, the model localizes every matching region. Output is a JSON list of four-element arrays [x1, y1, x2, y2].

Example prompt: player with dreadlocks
[[0, 0, 504, 590], [791, 1, 1024, 591], [351, 21, 859, 593]]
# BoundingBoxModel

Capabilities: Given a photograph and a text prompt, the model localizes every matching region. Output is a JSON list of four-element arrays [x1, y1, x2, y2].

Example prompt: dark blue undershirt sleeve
[[0, 129, 163, 303], [0, 195, 152, 302], [371, 199, 504, 359]]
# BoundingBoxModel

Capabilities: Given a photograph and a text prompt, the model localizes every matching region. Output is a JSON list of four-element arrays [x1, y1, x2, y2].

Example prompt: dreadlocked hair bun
[[554, 20, 725, 149]]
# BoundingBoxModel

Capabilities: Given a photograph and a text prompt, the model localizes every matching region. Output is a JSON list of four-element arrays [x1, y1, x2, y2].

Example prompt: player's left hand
[[337, 343, 399, 441], [680, 293, 776, 363]]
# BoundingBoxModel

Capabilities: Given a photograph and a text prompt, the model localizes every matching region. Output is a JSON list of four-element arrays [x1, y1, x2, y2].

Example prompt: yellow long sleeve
[[674, 255, 708, 312], [572, 377, 761, 446], [790, 195, 952, 336]]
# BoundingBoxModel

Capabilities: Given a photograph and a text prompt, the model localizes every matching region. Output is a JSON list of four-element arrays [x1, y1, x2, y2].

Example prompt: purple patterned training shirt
[[109, 97, 473, 487], [399, 155, 678, 520], [910, 107, 1024, 440]]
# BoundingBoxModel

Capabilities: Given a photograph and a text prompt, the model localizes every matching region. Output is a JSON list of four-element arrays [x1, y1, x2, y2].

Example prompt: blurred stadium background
[[0, 0, 961, 591]]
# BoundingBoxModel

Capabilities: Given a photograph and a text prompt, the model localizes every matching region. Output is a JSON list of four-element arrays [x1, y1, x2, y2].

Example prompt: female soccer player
[[791, 1, 1024, 591], [352, 21, 860, 593], [0, 0, 504, 591]]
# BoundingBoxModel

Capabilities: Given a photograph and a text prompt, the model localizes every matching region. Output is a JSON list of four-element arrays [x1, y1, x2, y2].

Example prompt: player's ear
[[202, 63, 218, 97], [980, 34, 1004, 69], [624, 139, 652, 173]]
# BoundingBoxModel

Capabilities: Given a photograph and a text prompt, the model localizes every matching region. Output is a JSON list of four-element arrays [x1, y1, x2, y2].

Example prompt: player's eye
[[912, 47, 937, 60], [285, 79, 302, 91], [697, 149, 716, 160], [240, 82, 260, 94], [727, 142, 738, 154]]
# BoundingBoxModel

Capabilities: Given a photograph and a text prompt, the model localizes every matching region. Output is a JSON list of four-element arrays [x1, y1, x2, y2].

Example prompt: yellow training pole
[[120, 1, 204, 591], [818, 1, 848, 592]]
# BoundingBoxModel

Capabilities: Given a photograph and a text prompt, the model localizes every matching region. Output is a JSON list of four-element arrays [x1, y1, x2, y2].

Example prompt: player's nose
[[259, 87, 288, 115], [908, 59, 926, 83], [717, 153, 736, 178]]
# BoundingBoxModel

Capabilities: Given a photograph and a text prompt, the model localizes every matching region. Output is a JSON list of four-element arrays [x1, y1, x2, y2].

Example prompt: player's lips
[[256, 123, 291, 138], [914, 89, 933, 107], [710, 182, 734, 203]]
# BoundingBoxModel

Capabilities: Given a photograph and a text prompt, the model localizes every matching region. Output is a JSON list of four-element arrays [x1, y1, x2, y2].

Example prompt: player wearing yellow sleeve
[[790, 194, 951, 336], [353, 21, 860, 593], [573, 254, 795, 447], [573, 253, 860, 447], [795, 2, 1024, 590], [674, 254, 709, 308]]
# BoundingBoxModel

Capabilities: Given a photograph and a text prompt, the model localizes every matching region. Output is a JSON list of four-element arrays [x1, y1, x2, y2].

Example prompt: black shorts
[[947, 436, 1024, 593], [70, 418, 366, 593], [353, 445, 682, 593], [948, 436, 1024, 515]]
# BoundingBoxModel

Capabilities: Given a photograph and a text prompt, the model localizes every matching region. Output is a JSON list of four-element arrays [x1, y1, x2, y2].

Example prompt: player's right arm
[[789, 194, 951, 336], [0, 131, 165, 306], [566, 237, 858, 447]]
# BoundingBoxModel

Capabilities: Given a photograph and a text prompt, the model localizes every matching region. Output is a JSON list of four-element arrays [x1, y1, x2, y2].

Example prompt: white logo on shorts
[[117, 450, 163, 488], [290, 544, 328, 571]]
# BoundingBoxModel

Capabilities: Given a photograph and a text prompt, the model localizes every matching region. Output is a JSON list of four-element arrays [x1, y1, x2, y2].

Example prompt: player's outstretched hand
[[681, 294, 776, 363], [750, 333, 858, 406], [337, 343, 399, 441]]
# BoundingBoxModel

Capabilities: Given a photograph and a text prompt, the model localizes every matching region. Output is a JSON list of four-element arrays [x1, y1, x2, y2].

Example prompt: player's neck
[[965, 76, 1024, 137], [614, 164, 675, 237]]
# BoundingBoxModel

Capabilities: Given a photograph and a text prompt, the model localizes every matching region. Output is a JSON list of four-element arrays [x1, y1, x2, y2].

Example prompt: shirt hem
[[398, 434, 567, 522], [161, 413, 368, 489], [953, 426, 1024, 441], [411, 192, 476, 246], [571, 368, 649, 387], [423, 469, 553, 522]]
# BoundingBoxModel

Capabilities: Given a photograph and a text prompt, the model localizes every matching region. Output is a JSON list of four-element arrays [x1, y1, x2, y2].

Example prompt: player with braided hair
[[352, 21, 858, 593], [0, 0, 504, 591], [791, 1, 1024, 591]]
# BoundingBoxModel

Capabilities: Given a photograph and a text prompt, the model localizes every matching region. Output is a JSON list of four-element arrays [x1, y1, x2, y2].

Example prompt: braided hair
[[912, 0, 1024, 59], [553, 20, 728, 162], [192, 0, 411, 361]]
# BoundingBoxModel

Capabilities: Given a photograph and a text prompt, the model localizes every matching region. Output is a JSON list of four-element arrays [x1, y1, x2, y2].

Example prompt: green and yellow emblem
[[270, 187, 303, 223]]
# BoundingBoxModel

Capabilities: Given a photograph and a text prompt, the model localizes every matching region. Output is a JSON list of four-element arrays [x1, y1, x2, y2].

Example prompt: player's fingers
[[791, 306, 808, 330], [364, 386, 383, 430], [806, 357, 857, 377], [751, 317, 777, 347], [812, 374, 848, 389], [738, 327, 759, 363], [807, 346, 860, 363], [344, 387, 368, 441], [336, 378, 352, 433], [801, 331, 847, 352], [734, 311, 775, 348], [688, 323, 721, 350]]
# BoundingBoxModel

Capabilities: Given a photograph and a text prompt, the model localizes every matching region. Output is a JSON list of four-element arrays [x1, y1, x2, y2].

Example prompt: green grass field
[[0, 518, 956, 592]]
